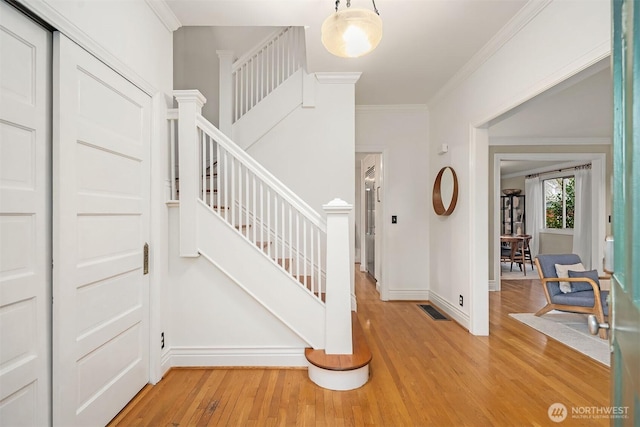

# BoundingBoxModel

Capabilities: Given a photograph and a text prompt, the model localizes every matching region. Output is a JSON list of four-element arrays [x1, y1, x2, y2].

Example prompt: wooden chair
[[515, 235, 534, 272], [534, 254, 609, 339]]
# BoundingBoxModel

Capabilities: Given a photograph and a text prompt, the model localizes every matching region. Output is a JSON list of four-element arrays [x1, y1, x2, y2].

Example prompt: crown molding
[[145, 0, 181, 32], [315, 72, 362, 84], [428, 0, 553, 108], [490, 136, 611, 146]]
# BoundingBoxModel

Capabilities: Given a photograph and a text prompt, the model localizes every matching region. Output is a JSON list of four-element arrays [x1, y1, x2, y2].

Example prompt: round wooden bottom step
[[307, 363, 369, 391]]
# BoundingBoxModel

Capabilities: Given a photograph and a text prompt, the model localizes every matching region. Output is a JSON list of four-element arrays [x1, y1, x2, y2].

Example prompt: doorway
[[364, 164, 376, 280], [356, 152, 384, 298]]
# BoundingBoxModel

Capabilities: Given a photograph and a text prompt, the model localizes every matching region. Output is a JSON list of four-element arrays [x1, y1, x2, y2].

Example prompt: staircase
[[169, 63, 370, 389]]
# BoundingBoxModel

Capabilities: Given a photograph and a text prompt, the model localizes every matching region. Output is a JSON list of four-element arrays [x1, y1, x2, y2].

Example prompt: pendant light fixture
[[321, 0, 382, 58]]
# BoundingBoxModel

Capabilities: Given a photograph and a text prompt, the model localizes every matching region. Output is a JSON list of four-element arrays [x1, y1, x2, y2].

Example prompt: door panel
[[53, 33, 150, 426], [612, 0, 640, 423], [0, 3, 51, 426]]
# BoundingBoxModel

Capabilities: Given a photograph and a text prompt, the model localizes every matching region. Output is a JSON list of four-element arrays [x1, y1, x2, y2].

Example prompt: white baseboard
[[387, 289, 430, 300], [428, 292, 470, 330], [163, 346, 308, 368], [160, 349, 172, 376], [488, 279, 498, 291]]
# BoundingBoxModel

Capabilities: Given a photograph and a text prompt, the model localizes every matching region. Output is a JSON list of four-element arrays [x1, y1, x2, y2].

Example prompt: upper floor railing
[[231, 26, 305, 123]]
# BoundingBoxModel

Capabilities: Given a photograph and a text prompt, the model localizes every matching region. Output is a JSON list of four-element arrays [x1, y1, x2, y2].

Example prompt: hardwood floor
[[109, 270, 609, 426]]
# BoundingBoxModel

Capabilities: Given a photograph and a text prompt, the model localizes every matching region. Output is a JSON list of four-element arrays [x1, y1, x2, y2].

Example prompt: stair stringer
[[232, 68, 303, 150], [196, 201, 326, 349]]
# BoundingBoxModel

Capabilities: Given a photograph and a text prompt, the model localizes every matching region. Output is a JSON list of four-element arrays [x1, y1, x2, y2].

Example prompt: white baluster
[[252, 176, 257, 244], [260, 181, 264, 250], [223, 149, 229, 219], [208, 135, 214, 208], [216, 143, 221, 215], [310, 224, 315, 295], [267, 188, 271, 257], [288, 206, 292, 273], [245, 168, 250, 236], [303, 221, 307, 290], [274, 193, 278, 262], [238, 162, 243, 230], [296, 213, 300, 284]]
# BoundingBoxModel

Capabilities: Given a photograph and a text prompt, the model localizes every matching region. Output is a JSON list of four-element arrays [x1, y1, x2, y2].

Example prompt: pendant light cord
[[334, 0, 380, 15]]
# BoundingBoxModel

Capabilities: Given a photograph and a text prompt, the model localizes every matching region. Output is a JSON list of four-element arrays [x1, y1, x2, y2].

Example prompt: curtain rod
[[526, 163, 591, 179]]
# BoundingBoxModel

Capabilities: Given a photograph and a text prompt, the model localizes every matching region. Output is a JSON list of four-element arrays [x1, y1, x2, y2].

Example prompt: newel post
[[217, 50, 234, 137], [323, 198, 353, 354], [174, 90, 206, 257]]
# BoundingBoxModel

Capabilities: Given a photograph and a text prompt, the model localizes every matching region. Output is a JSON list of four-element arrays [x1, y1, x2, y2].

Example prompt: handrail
[[195, 113, 326, 300], [196, 114, 326, 231]]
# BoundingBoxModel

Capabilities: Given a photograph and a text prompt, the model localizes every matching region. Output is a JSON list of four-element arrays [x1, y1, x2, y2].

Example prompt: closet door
[[0, 3, 51, 426], [53, 33, 150, 426]]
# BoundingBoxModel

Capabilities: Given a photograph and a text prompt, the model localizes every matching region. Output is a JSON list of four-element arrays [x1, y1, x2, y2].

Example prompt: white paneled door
[[53, 33, 151, 425], [0, 3, 51, 426]]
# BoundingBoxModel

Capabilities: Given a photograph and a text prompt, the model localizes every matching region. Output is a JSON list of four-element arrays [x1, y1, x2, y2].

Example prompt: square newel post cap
[[173, 90, 207, 109], [323, 198, 353, 214]]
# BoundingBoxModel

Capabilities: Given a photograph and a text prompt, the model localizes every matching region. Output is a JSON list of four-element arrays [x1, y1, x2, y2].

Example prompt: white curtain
[[573, 168, 592, 268], [525, 176, 542, 259]]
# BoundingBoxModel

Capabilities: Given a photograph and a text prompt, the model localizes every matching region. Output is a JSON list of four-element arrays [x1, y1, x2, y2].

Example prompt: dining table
[[500, 234, 528, 276]]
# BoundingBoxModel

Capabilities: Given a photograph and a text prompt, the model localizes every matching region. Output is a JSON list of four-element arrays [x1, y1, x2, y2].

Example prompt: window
[[544, 176, 575, 229]]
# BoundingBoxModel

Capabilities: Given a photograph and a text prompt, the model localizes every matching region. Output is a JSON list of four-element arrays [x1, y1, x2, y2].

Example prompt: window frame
[[542, 172, 575, 234]]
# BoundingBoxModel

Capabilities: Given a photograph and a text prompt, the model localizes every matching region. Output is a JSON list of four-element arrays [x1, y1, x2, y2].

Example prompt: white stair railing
[[231, 26, 304, 124], [169, 92, 327, 303], [172, 90, 354, 352]]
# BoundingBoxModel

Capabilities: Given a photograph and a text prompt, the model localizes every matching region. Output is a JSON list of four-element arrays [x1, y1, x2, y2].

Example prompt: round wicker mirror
[[432, 166, 458, 216]]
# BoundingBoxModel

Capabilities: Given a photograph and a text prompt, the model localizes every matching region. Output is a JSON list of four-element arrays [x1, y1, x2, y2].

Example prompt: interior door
[[0, 3, 51, 426], [53, 33, 150, 426], [611, 0, 640, 423]]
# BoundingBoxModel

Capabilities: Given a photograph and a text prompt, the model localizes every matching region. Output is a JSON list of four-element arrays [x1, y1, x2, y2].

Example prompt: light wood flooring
[[109, 270, 610, 426]]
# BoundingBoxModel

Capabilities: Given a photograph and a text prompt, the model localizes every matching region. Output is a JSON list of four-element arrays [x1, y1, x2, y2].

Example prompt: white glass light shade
[[321, 8, 382, 58]]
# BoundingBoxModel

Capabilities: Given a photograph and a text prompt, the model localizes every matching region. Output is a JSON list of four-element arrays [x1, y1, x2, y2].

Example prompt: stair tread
[[305, 312, 372, 371]]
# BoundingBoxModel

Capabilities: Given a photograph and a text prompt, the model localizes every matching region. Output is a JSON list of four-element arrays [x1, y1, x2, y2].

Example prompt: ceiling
[[164, 0, 612, 175], [165, 0, 528, 105]]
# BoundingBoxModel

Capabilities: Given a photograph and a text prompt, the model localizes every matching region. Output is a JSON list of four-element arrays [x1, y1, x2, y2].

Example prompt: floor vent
[[418, 304, 449, 321]]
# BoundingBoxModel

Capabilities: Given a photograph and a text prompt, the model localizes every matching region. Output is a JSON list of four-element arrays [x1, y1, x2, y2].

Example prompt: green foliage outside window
[[545, 177, 575, 229]]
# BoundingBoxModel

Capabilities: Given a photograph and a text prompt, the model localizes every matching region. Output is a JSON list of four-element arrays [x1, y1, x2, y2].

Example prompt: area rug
[[509, 312, 610, 367], [500, 263, 538, 280]]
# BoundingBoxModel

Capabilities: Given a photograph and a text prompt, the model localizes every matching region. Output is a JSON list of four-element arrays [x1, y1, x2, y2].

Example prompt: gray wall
[[174, 26, 279, 126]]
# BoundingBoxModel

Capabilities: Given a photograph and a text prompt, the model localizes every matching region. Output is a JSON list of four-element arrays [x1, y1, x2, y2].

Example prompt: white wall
[[25, 0, 173, 94], [355, 107, 430, 300], [248, 78, 356, 215], [427, 0, 610, 334], [165, 208, 308, 366]]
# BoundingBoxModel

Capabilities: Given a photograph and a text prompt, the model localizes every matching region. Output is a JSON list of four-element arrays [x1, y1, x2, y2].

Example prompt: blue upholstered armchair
[[534, 254, 609, 339]]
